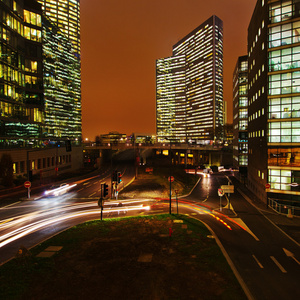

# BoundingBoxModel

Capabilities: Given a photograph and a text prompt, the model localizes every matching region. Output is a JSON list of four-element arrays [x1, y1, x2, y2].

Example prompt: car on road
[[44, 183, 76, 197]]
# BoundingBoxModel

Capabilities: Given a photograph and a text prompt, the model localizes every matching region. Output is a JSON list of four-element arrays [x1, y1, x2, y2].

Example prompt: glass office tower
[[156, 16, 224, 143], [0, 0, 44, 148], [156, 55, 185, 142], [248, 0, 300, 204], [38, 0, 81, 143], [37, 0, 80, 58], [42, 17, 81, 141]]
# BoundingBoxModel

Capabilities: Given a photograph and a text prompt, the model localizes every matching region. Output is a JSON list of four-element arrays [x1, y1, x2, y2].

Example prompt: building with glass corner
[[156, 15, 224, 143], [0, 0, 82, 180], [248, 0, 300, 205], [0, 0, 44, 148]]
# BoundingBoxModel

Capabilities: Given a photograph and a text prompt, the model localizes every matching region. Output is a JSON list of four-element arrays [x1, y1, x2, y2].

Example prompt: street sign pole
[[218, 188, 224, 211], [24, 181, 31, 199]]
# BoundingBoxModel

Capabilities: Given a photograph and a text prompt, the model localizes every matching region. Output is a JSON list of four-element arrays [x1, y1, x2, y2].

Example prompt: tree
[[0, 154, 14, 187]]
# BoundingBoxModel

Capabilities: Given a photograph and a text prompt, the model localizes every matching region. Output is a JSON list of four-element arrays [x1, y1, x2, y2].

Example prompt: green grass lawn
[[0, 214, 246, 300]]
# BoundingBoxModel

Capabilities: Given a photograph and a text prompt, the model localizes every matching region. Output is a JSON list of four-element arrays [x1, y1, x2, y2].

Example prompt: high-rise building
[[38, 0, 81, 143], [42, 16, 81, 141], [37, 0, 80, 58], [156, 15, 224, 143], [156, 55, 185, 142], [0, 0, 44, 148], [233, 56, 248, 177], [248, 0, 300, 204], [0, 0, 82, 179]]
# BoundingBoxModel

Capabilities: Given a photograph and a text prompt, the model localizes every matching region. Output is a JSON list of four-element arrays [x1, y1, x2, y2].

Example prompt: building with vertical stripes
[[156, 15, 224, 143]]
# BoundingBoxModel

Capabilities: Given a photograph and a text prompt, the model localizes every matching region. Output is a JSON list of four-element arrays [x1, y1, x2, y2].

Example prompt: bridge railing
[[268, 198, 300, 217]]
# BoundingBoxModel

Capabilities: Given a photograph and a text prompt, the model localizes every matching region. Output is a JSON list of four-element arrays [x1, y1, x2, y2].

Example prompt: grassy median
[[0, 214, 246, 300]]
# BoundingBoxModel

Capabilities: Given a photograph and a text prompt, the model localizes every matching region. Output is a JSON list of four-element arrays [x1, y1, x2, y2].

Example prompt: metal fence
[[268, 198, 300, 217]]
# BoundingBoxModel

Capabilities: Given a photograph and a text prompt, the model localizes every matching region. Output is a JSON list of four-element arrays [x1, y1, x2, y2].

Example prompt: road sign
[[218, 188, 224, 197], [24, 181, 31, 188], [168, 176, 174, 182], [265, 183, 271, 189], [221, 185, 234, 193]]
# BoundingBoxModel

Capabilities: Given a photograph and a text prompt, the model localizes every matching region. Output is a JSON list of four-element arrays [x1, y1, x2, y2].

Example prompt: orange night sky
[[80, 0, 257, 140]]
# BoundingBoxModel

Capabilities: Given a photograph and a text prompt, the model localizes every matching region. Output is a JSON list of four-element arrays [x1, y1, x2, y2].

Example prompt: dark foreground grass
[[0, 214, 246, 300]]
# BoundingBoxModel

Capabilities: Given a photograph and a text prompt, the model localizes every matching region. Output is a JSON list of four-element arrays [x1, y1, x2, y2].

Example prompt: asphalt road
[[0, 169, 299, 300], [182, 172, 300, 300]]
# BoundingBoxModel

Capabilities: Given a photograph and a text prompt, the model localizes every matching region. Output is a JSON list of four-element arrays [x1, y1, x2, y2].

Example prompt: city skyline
[[80, 0, 257, 140]]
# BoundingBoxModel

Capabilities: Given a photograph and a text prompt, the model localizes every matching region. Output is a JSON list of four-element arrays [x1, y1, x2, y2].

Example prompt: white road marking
[[270, 256, 287, 273], [252, 255, 264, 268], [283, 248, 300, 265]]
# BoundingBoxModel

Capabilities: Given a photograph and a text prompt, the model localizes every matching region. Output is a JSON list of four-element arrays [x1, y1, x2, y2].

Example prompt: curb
[[188, 215, 254, 300]]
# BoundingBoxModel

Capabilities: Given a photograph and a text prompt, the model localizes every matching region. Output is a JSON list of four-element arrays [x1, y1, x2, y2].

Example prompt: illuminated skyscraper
[[0, 0, 44, 147], [38, 0, 82, 142], [156, 55, 185, 142], [156, 15, 224, 143], [37, 0, 80, 58], [42, 17, 81, 141]]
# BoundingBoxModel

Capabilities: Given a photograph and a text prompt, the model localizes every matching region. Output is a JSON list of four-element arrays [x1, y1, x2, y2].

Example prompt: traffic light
[[102, 183, 108, 197], [117, 172, 122, 183]]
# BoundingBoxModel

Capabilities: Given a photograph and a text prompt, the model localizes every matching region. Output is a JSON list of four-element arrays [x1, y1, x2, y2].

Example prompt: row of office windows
[[0, 102, 43, 123], [269, 71, 300, 95], [249, 108, 265, 122], [268, 169, 300, 191], [269, 46, 300, 72], [2, 8, 42, 40], [269, 96, 300, 119], [269, 21, 300, 48], [23, 26, 42, 42], [269, 120, 300, 142], [24, 10, 42, 27], [13, 154, 72, 175], [269, 0, 300, 24], [269, 147, 300, 167]]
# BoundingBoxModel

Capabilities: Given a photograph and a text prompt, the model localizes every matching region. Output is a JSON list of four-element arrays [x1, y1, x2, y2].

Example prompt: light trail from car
[[0, 200, 151, 249]]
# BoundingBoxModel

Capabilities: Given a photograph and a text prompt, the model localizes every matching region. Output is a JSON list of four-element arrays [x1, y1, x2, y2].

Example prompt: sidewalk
[[230, 175, 300, 245]]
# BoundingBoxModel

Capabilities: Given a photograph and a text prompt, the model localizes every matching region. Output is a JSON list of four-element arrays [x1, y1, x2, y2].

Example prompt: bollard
[[287, 208, 293, 219]]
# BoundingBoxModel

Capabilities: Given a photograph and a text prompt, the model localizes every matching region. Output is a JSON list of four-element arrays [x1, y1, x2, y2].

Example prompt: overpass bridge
[[83, 143, 233, 168]]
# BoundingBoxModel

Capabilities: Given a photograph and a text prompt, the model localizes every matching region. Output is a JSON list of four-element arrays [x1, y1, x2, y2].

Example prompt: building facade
[[0, 0, 44, 148], [248, 0, 300, 204], [38, 0, 81, 143], [156, 15, 224, 143], [233, 55, 248, 176], [0, 0, 82, 181]]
